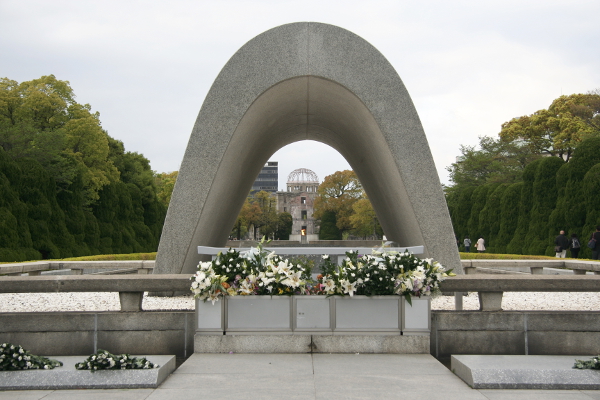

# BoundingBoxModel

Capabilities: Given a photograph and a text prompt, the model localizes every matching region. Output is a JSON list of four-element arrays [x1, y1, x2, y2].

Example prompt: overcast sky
[[1, 0, 598, 188]]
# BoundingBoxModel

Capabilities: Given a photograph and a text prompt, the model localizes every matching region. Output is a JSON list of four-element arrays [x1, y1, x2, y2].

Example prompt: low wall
[[3, 310, 598, 359], [432, 311, 600, 358], [0, 311, 195, 359]]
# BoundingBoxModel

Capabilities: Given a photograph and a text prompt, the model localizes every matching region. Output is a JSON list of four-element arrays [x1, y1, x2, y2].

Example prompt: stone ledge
[[194, 334, 429, 354], [0, 355, 175, 390], [451, 355, 600, 389]]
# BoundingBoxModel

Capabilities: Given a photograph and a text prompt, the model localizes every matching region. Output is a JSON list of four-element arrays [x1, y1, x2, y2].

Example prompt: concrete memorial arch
[[154, 22, 462, 275]]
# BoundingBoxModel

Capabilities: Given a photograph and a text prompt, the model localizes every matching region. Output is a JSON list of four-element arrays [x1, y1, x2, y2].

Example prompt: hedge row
[[448, 137, 600, 257]]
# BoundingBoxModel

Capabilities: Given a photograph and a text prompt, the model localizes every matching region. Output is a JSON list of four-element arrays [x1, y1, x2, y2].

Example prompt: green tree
[[523, 157, 564, 255], [499, 93, 600, 162], [506, 159, 539, 254], [495, 182, 523, 254], [446, 136, 540, 189], [313, 170, 363, 235], [154, 171, 178, 208], [252, 191, 278, 239], [318, 211, 341, 240], [275, 212, 293, 240], [466, 185, 490, 241], [477, 183, 507, 252], [0, 75, 119, 204], [350, 197, 383, 239]]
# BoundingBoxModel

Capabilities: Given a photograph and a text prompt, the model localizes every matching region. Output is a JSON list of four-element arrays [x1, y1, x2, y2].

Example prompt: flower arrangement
[[191, 239, 313, 304], [0, 343, 63, 371], [75, 349, 159, 371], [190, 241, 453, 305], [317, 249, 454, 304], [574, 355, 600, 370]]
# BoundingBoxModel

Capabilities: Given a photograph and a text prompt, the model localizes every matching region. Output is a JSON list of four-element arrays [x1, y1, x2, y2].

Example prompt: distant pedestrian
[[475, 237, 485, 253], [570, 234, 581, 259], [590, 226, 600, 260], [463, 236, 471, 252], [554, 230, 569, 258]]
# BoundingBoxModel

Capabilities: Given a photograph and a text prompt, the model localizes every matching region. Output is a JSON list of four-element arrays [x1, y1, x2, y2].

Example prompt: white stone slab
[[0, 355, 175, 390], [452, 355, 600, 389]]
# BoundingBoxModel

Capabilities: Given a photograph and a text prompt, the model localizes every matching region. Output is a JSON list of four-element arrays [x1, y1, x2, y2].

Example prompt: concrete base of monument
[[194, 334, 430, 354], [451, 355, 600, 390], [0, 355, 175, 390]]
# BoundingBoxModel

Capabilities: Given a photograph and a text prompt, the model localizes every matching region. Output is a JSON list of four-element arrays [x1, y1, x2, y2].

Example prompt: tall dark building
[[251, 161, 278, 193]]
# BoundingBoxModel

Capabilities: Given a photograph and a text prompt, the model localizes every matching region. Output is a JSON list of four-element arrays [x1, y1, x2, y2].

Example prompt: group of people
[[460, 226, 600, 259], [554, 226, 600, 259], [462, 236, 485, 253]]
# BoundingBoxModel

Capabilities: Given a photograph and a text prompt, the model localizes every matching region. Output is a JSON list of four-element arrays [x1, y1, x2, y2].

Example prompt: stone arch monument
[[154, 22, 462, 275]]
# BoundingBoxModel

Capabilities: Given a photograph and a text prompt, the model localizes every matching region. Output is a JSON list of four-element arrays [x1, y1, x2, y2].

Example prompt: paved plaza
[[2, 353, 600, 399]]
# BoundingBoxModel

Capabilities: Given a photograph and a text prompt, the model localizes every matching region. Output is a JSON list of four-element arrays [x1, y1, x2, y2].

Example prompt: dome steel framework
[[287, 168, 319, 183]]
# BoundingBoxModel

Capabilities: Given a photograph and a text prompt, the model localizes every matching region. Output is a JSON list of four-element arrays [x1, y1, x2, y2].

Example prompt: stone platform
[[194, 334, 430, 354], [452, 355, 600, 389], [0, 355, 175, 390]]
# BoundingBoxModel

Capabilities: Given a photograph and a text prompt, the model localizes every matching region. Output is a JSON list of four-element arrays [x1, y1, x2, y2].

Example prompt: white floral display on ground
[[1, 291, 599, 312]]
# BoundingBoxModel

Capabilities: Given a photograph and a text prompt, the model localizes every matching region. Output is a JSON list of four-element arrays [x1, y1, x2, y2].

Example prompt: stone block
[[0, 313, 95, 332], [312, 335, 429, 354], [478, 291, 503, 311], [0, 332, 94, 356], [433, 311, 523, 331], [437, 331, 524, 358], [194, 335, 312, 353], [528, 331, 600, 355], [452, 355, 600, 389], [118, 292, 143, 311], [0, 355, 175, 390], [96, 311, 191, 331], [527, 312, 600, 332], [97, 330, 186, 357]]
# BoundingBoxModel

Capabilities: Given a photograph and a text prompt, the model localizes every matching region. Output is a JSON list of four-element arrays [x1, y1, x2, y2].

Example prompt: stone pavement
[[1, 354, 600, 399]]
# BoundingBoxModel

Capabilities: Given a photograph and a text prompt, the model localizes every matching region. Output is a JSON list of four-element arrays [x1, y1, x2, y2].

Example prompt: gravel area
[[0, 292, 599, 312]]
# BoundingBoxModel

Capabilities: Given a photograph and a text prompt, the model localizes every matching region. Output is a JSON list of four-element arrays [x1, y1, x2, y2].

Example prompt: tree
[[0, 75, 169, 259], [250, 191, 276, 239], [274, 212, 293, 240], [499, 93, 600, 162], [318, 211, 341, 240], [154, 171, 178, 209], [350, 197, 383, 239], [313, 170, 363, 234], [0, 75, 119, 205], [446, 136, 540, 189]]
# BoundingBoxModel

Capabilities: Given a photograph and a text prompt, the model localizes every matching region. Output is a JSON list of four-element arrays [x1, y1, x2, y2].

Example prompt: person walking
[[554, 230, 569, 258], [463, 236, 471, 252], [570, 233, 581, 259], [590, 226, 600, 260], [475, 237, 485, 253]]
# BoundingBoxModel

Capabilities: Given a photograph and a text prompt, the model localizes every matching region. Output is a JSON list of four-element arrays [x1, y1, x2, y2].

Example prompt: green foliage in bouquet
[[191, 238, 313, 303], [75, 349, 159, 371], [574, 355, 600, 370], [317, 249, 454, 305], [0, 343, 63, 371]]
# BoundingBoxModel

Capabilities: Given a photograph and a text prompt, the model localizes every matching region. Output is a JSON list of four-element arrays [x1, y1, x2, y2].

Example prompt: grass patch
[[0, 253, 156, 264], [59, 253, 157, 261], [458, 252, 557, 260]]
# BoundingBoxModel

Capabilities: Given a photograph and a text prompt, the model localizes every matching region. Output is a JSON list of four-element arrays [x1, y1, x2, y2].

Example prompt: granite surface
[[0, 355, 175, 390], [194, 334, 429, 354], [452, 354, 600, 389]]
